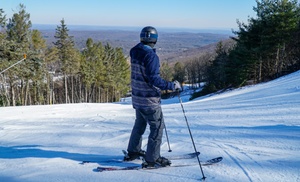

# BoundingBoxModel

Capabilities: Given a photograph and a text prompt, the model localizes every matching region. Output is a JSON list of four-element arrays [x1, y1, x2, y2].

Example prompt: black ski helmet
[[140, 26, 158, 44]]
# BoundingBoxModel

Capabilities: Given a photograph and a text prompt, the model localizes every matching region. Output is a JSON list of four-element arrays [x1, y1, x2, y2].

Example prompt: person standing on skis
[[125, 26, 181, 168]]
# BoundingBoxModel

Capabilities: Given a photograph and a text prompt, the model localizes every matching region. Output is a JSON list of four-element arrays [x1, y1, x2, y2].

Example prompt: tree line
[[0, 4, 130, 106]]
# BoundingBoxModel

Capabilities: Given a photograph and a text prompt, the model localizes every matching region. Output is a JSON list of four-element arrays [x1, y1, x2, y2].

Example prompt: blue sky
[[1, 0, 257, 30]]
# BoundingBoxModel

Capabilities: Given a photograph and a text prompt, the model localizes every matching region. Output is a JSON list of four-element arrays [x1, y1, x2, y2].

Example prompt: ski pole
[[0, 54, 27, 74], [177, 91, 206, 181], [163, 122, 172, 152]]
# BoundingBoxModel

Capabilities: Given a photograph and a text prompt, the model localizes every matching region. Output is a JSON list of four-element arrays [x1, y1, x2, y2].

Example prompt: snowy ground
[[1, 71, 300, 182]]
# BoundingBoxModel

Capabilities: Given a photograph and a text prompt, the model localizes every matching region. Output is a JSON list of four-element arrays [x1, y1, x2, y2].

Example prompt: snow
[[1, 71, 300, 182]]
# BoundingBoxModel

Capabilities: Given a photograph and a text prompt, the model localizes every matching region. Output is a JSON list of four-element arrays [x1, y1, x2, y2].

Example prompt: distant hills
[[34, 24, 232, 63]]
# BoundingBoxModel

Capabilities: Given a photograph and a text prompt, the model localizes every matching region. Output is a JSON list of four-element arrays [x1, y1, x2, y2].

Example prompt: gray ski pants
[[127, 107, 164, 162]]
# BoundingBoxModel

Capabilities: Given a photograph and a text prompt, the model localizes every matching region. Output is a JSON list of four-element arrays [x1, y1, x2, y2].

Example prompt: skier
[[125, 26, 181, 168]]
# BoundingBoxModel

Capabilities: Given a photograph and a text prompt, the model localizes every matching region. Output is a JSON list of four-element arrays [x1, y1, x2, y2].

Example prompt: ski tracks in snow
[[213, 142, 264, 182]]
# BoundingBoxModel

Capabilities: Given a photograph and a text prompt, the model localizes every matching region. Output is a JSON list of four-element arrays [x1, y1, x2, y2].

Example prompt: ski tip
[[215, 156, 223, 161], [80, 161, 89, 164], [95, 167, 104, 172], [206, 156, 223, 164]]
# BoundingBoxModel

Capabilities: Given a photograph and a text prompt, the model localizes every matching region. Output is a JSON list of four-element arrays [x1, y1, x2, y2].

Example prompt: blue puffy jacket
[[130, 43, 174, 110]]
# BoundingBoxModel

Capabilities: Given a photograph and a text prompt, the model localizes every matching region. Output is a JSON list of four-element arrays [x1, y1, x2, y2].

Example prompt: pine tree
[[255, 0, 299, 77], [160, 62, 173, 82], [0, 8, 6, 29], [5, 4, 32, 106], [53, 19, 77, 103], [27, 29, 47, 105], [102, 44, 130, 102], [0, 8, 8, 106], [206, 42, 230, 90], [80, 38, 102, 102], [80, 39, 130, 103], [173, 62, 185, 85], [290, 18, 300, 70], [231, 0, 300, 85]]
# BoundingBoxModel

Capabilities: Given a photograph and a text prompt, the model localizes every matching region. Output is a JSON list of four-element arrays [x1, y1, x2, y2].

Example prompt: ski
[[81, 151, 200, 164], [122, 149, 200, 160], [96, 156, 222, 172]]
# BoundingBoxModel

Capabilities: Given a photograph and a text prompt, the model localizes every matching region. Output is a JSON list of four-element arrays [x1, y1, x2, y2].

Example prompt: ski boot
[[123, 150, 146, 161]]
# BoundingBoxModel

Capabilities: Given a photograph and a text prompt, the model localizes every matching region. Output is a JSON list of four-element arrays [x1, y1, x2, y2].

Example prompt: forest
[[0, 4, 130, 106], [184, 0, 300, 99], [0, 0, 300, 106]]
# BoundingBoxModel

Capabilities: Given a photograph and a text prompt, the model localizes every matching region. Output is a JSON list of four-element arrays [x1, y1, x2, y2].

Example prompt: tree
[[1, 6, 132, 106], [0, 9, 8, 106], [206, 42, 230, 90], [102, 44, 130, 102], [4, 4, 32, 106], [255, 0, 299, 77], [6, 4, 31, 44], [53, 19, 77, 103], [80, 39, 130, 103], [0, 8, 6, 29], [185, 53, 211, 89], [231, 0, 300, 86], [185, 60, 197, 88], [27, 29, 47, 105], [44, 46, 59, 104], [80, 39, 105, 102], [110, 47, 130, 102], [289, 19, 300, 70], [160, 62, 173, 82], [173, 62, 185, 85]]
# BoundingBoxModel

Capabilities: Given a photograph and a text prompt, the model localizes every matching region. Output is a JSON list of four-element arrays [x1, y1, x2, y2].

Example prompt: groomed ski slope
[[0, 71, 299, 182]]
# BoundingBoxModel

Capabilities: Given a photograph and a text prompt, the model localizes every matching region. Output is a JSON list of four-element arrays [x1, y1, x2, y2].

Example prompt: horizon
[[32, 24, 234, 35]]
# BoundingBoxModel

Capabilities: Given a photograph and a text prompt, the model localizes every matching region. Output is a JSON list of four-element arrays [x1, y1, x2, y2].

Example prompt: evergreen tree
[[1, 5, 132, 106], [160, 62, 173, 82], [80, 39, 105, 102], [206, 42, 230, 90], [231, 0, 300, 86], [290, 18, 300, 70], [110, 47, 130, 102], [53, 19, 77, 103], [256, 0, 299, 77], [0, 8, 7, 106], [6, 4, 31, 43], [5, 4, 32, 106], [173, 62, 185, 85], [28, 30, 47, 105], [0, 8, 6, 29], [103, 43, 130, 102], [80, 40, 129, 103]]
